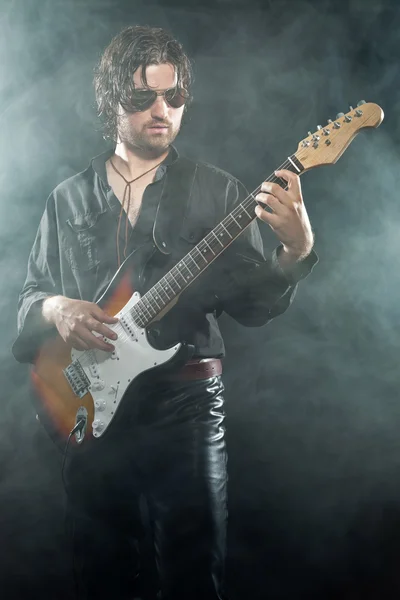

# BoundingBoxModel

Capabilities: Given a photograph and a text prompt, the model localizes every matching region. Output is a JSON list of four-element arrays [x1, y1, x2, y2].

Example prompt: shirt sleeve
[[213, 178, 318, 326], [12, 194, 62, 363]]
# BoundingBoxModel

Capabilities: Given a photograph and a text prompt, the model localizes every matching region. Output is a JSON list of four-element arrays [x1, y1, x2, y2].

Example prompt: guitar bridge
[[63, 359, 90, 398]]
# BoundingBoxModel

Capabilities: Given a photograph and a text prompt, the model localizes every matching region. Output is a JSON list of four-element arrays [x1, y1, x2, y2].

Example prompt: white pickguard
[[70, 292, 181, 438]]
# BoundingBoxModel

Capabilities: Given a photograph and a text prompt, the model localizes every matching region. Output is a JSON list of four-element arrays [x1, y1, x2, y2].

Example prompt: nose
[[150, 94, 169, 119]]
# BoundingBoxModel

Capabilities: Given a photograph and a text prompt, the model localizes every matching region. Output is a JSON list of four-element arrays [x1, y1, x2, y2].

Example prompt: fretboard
[[130, 153, 304, 328]]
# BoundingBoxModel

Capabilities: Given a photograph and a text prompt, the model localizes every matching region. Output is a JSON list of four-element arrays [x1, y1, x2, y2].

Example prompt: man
[[12, 25, 317, 600]]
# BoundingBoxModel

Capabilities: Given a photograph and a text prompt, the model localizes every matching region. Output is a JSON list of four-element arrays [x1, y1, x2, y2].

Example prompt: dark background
[[1, 0, 400, 598]]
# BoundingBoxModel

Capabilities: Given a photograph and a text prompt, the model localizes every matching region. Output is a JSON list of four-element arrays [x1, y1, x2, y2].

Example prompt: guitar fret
[[178, 259, 194, 279], [230, 213, 243, 228], [288, 156, 301, 173], [154, 282, 170, 305], [188, 252, 201, 270], [221, 223, 232, 238], [145, 294, 158, 315], [131, 307, 144, 327], [210, 230, 224, 247], [194, 246, 209, 265], [147, 288, 161, 310], [169, 270, 182, 290], [161, 277, 174, 298], [243, 200, 255, 218], [136, 316, 145, 329], [174, 266, 188, 287], [203, 239, 216, 256], [138, 300, 153, 320], [143, 295, 157, 315], [240, 202, 252, 218]]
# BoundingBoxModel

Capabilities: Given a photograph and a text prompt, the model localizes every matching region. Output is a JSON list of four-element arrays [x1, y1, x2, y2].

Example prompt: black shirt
[[12, 146, 317, 363]]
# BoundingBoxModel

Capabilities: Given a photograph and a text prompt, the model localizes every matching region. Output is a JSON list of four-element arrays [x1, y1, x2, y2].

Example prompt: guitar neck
[[131, 153, 304, 328]]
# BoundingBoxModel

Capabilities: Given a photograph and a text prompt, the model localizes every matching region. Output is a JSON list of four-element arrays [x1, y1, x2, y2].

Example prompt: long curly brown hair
[[94, 25, 194, 141]]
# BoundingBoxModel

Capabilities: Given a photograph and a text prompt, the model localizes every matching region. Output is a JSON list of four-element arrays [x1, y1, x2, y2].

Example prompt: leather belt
[[163, 358, 222, 382]]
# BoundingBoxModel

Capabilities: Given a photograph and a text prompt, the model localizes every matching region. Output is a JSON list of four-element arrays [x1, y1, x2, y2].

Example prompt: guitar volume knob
[[91, 380, 105, 391], [94, 399, 106, 411]]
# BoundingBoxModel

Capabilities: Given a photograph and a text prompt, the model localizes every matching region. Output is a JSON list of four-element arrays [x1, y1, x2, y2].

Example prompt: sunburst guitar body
[[31, 244, 185, 448]]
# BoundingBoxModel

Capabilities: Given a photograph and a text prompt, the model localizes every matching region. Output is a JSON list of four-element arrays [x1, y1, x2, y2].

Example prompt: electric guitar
[[31, 101, 384, 447]]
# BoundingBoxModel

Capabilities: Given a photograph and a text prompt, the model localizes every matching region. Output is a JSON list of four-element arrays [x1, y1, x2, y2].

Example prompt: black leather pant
[[64, 375, 227, 600]]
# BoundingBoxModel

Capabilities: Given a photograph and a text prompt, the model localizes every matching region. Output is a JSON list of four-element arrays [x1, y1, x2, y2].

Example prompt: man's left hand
[[255, 169, 314, 261]]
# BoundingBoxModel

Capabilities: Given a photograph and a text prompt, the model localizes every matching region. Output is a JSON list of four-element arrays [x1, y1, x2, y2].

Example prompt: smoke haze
[[1, 0, 399, 597]]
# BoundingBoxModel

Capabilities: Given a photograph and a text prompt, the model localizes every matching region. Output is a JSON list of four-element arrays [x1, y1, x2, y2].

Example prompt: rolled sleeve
[[12, 195, 61, 363], [271, 244, 319, 286]]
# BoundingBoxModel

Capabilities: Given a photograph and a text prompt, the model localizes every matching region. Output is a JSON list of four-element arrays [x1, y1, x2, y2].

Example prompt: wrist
[[42, 295, 65, 325], [279, 244, 312, 267], [273, 244, 318, 286]]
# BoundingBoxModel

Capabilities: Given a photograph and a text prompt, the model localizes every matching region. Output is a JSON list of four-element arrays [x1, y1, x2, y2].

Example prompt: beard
[[117, 113, 181, 157]]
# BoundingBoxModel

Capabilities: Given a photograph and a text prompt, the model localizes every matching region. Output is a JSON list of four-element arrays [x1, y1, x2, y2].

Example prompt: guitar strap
[[152, 156, 198, 255]]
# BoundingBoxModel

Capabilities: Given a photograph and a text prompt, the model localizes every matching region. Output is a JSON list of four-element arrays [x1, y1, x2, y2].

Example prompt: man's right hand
[[42, 295, 119, 352]]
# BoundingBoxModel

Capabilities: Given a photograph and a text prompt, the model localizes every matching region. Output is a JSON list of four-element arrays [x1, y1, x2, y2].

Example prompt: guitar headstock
[[296, 101, 384, 171]]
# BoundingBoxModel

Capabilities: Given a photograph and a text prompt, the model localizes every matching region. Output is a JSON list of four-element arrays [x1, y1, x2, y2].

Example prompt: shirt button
[[189, 233, 195, 240]]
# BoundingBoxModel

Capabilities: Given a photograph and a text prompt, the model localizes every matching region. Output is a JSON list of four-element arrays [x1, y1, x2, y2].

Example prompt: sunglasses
[[122, 86, 189, 113]]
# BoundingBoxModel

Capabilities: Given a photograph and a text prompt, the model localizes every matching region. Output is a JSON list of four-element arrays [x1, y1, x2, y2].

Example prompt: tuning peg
[[336, 112, 345, 119], [357, 100, 366, 106], [327, 119, 333, 123], [307, 131, 312, 136], [317, 125, 322, 130], [349, 106, 353, 111]]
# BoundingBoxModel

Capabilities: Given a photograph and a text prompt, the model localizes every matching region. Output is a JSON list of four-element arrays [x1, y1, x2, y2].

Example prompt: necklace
[[109, 156, 164, 267]]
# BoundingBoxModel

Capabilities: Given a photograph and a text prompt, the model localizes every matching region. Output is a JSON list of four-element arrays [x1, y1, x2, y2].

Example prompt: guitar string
[[131, 154, 299, 327], [131, 159, 296, 326], [114, 113, 370, 330], [78, 153, 301, 365]]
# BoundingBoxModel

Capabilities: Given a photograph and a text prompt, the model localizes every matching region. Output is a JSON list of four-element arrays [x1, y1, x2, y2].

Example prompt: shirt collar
[[91, 144, 180, 187]]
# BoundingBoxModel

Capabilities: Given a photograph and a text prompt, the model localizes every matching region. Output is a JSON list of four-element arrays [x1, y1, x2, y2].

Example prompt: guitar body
[[31, 244, 185, 448]]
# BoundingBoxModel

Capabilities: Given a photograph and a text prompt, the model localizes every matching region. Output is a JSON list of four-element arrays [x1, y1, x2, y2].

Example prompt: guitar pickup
[[119, 315, 138, 341]]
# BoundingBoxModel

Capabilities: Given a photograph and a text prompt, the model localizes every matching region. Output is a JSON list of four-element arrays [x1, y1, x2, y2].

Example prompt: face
[[116, 62, 185, 156]]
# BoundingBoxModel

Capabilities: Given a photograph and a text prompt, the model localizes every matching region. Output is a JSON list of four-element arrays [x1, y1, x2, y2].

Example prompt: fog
[[1, 0, 399, 598]]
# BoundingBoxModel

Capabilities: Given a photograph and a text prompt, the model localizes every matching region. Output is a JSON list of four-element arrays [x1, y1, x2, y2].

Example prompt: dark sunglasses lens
[[165, 88, 187, 108], [129, 90, 157, 111], [125, 88, 188, 112]]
